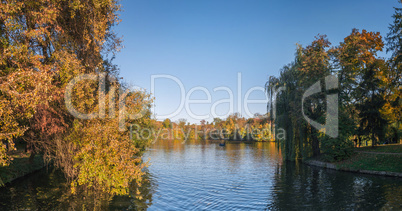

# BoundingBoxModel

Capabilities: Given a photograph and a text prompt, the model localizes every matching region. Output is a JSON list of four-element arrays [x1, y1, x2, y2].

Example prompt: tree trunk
[[311, 128, 320, 157], [29, 152, 36, 164]]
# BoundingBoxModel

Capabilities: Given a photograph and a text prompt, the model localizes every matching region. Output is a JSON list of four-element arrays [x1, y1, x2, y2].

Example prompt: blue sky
[[114, 0, 399, 124]]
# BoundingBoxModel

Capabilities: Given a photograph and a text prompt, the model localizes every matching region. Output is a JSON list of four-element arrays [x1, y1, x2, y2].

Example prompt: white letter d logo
[[302, 75, 338, 138]]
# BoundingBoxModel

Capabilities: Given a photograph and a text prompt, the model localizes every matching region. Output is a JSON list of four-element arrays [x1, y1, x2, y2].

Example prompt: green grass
[[336, 152, 402, 173], [354, 144, 402, 153], [0, 154, 45, 186]]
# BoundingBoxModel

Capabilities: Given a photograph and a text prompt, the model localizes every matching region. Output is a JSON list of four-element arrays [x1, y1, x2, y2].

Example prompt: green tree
[[335, 29, 386, 146], [386, 1, 402, 143], [162, 118, 172, 128]]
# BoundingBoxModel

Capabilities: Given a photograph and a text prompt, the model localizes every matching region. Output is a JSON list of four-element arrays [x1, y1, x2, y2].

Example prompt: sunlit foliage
[[0, 0, 152, 196], [267, 27, 401, 161]]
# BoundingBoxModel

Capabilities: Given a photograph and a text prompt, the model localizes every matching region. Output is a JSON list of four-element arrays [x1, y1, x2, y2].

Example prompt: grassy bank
[[336, 152, 402, 173], [0, 153, 45, 186], [354, 144, 402, 153], [335, 144, 402, 173], [306, 144, 402, 176], [334, 144, 402, 173]]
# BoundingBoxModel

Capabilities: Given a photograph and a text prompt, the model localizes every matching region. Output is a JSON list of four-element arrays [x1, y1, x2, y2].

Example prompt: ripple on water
[[145, 141, 402, 210], [0, 141, 400, 210]]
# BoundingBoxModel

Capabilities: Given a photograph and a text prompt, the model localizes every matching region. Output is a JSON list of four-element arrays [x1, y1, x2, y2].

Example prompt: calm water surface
[[0, 140, 401, 210]]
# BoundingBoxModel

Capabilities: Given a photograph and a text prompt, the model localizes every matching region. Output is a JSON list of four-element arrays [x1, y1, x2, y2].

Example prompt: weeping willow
[[267, 27, 400, 161], [266, 37, 335, 161]]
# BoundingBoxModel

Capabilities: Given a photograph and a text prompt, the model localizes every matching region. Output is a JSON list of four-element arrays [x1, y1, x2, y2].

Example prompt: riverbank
[[0, 153, 45, 186], [305, 144, 402, 177]]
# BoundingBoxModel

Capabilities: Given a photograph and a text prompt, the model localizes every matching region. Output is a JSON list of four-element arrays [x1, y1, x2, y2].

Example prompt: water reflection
[[147, 140, 401, 210], [111, 171, 155, 210], [0, 168, 155, 210], [268, 161, 402, 210], [0, 140, 400, 210]]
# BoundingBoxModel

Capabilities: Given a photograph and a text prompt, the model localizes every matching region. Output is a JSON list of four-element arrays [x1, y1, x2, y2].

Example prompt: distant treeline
[[157, 113, 272, 141]]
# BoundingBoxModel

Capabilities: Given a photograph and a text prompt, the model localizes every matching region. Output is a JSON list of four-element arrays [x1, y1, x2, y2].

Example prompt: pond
[[0, 140, 401, 210]]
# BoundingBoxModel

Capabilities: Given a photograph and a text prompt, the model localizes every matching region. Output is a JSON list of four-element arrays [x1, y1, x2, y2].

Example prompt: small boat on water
[[219, 142, 225, 146]]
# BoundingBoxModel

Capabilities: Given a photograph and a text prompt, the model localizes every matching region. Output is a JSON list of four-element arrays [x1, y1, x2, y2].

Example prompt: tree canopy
[[0, 0, 152, 196]]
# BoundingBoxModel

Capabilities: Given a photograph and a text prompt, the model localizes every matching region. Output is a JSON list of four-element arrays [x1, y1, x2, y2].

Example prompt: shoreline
[[304, 159, 402, 178], [0, 154, 46, 186]]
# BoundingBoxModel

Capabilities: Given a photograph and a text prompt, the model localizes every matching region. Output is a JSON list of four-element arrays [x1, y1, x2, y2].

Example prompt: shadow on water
[[267, 160, 402, 210], [0, 167, 156, 210], [0, 140, 401, 210]]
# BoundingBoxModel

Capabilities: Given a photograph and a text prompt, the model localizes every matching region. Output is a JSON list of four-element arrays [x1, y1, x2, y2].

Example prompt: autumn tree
[[334, 29, 386, 146], [162, 118, 172, 128], [0, 0, 152, 196], [385, 1, 402, 143], [299, 35, 332, 157]]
